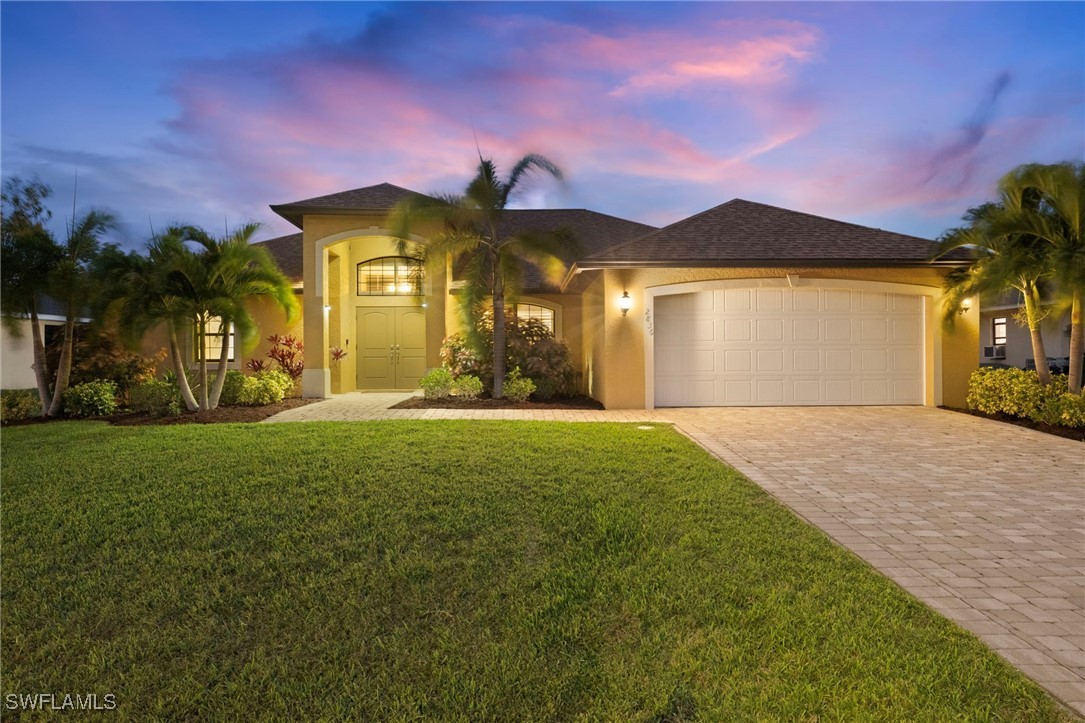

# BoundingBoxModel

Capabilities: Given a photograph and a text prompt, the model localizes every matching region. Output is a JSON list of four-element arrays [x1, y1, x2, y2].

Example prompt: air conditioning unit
[[983, 345, 1006, 359]]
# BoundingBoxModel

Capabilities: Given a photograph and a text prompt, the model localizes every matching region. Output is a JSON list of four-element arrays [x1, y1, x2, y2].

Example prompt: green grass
[[1, 421, 1071, 721]]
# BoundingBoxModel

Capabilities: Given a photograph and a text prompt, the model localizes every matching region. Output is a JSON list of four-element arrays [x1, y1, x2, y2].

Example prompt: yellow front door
[[356, 307, 427, 390]]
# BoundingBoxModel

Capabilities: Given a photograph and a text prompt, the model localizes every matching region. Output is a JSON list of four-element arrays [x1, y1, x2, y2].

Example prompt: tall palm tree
[[46, 209, 117, 416], [391, 154, 574, 397], [937, 201, 1054, 385], [1, 177, 62, 413], [994, 162, 1084, 393]]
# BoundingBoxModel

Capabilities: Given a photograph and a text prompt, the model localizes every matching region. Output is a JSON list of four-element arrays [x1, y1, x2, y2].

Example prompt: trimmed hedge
[[967, 368, 1085, 428], [1, 389, 42, 422], [62, 380, 119, 418], [130, 380, 181, 417], [237, 370, 293, 406], [420, 368, 454, 399]]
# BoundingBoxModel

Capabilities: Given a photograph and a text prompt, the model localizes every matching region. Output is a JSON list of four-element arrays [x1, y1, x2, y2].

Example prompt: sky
[[2, 1, 1082, 249]]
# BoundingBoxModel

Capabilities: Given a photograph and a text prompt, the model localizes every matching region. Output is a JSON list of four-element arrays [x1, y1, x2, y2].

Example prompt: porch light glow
[[619, 291, 633, 316], [323, 305, 332, 312], [959, 297, 973, 315]]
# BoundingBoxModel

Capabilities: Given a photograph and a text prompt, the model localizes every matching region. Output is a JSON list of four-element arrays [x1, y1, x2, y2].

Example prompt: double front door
[[356, 307, 426, 390]]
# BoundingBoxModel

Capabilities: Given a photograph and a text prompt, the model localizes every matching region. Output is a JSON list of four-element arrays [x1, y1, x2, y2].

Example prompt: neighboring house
[[979, 290, 1074, 374], [0, 296, 88, 390], [241, 182, 978, 409]]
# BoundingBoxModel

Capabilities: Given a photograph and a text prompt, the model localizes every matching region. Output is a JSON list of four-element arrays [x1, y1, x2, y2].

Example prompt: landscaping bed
[[391, 393, 604, 410], [942, 406, 1085, 442]]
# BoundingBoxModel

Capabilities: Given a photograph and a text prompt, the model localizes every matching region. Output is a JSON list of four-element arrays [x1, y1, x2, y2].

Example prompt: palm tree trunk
[[198, 316, 209, 411], [46, 304, 75, 416], [492, 261, 506, 398], [1022, 287, 1052, 386], [208, 320, 231, 409], [1069, 288, 1083, 395], [168, 323, 199, 411], [28, 302, 51, 416]]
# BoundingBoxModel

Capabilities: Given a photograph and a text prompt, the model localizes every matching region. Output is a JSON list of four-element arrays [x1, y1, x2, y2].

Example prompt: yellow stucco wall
[[586, 266, 977, 409]]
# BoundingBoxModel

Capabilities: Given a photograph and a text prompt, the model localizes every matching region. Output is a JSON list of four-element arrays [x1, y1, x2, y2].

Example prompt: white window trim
[[514, 297, 562, 338]]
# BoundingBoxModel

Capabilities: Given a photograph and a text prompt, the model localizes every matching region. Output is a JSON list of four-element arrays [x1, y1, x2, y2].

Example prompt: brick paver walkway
[[266, 395, 1084, 714]]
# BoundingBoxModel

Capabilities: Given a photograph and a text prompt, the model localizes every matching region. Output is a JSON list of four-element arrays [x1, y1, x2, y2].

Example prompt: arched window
[[356, 256, 423, 296], [515, 303, 556, 334]]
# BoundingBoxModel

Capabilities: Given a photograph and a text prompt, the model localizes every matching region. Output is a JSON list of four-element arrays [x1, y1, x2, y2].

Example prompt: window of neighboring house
[[195, 316, 235, 362], [515, 303, 556, 334], [992, 317, 1007, 346], [357, 256, 423, 296]]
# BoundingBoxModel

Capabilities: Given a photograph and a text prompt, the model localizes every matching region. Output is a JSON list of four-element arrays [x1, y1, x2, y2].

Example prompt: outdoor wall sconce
[[323, 305, 332, 312], [619, 291, 633, 316], [959, 297, 973, 315]]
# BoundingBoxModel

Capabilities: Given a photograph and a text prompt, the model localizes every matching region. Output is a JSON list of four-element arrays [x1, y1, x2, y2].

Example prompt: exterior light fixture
[[323, 304, 332, 312], [959, 297, 973, 315], [619, 291, 633, 316]]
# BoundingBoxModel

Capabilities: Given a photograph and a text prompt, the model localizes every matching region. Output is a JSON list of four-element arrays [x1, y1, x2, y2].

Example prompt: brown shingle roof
[[491, 209, 656, 292], [582, 199, 968, 266], [270, 183, 435, 228], [252, 232, 303, 283]]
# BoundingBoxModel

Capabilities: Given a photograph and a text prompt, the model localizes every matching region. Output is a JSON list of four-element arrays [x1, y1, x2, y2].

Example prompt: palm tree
[[1, 177, 62, 413], [994, 162, 1084, 393], [390, 154, 574, 397], [192, 223, 299, 408], [98, 228, 203, 411], [101, 224, 298, 411], [46, 209, 117, 416], [937, 201, 1054, 385]]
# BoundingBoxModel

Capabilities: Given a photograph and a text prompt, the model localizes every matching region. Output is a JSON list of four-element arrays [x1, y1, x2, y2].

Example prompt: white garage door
[[654, 288, 924, 406]]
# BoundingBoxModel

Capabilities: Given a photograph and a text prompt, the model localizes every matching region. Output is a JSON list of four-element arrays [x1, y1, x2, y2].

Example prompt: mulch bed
[[941, 406, 1085, 442], [391, 394, 605, 410], [2, 398, 319, 428]]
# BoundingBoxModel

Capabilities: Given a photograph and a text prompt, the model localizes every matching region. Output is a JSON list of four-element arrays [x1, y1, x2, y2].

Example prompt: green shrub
[[420, 367, 454, 399], [130, 380, 181, 417], [217, 370, 247, 406], [503, 367, 535, 402], [62, 380, 118, 418], [966, 368, 1084, 428], [440, 309, 574, 395], [451, 375, 483, 400], [1, 389, 42, 422], [237, 370, 293, 406]]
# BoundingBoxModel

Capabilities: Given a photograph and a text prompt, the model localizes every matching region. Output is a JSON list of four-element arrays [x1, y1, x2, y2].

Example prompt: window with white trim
[[515, 303, 555, 334], [195, 316, 235, 362], [992, 317, 1007, 346]]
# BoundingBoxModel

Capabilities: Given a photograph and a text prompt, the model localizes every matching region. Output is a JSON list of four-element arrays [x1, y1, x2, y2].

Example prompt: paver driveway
[[268, 396, 1084, 713], [671, 406, 1084, 716]]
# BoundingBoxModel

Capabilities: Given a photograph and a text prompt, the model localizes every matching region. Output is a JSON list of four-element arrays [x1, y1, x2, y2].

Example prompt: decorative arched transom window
[[356, 256, 423, 296], [515, 303, 556, 334]]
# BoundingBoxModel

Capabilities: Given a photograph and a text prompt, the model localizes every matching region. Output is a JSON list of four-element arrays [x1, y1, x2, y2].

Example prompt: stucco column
[[302, 236, 330, 398]]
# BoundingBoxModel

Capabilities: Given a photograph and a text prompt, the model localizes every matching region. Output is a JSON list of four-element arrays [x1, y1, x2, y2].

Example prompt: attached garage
[[653, 286, 925, 407]]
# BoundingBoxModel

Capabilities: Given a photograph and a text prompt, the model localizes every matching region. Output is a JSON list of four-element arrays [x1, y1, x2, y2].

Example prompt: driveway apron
[[669, 406, 1084, 715], [267, 396, 1083, 713]]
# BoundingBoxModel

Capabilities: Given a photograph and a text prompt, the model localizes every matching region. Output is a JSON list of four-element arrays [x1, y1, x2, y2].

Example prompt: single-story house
[[226, 182, 978, 409]]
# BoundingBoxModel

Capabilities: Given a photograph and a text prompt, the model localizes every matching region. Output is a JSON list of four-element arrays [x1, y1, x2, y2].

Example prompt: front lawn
[[1, 421, 1069, 720]]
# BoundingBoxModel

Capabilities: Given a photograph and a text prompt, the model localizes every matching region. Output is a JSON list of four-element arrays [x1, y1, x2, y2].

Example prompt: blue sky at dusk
[[2, 2, 1082, 248]]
